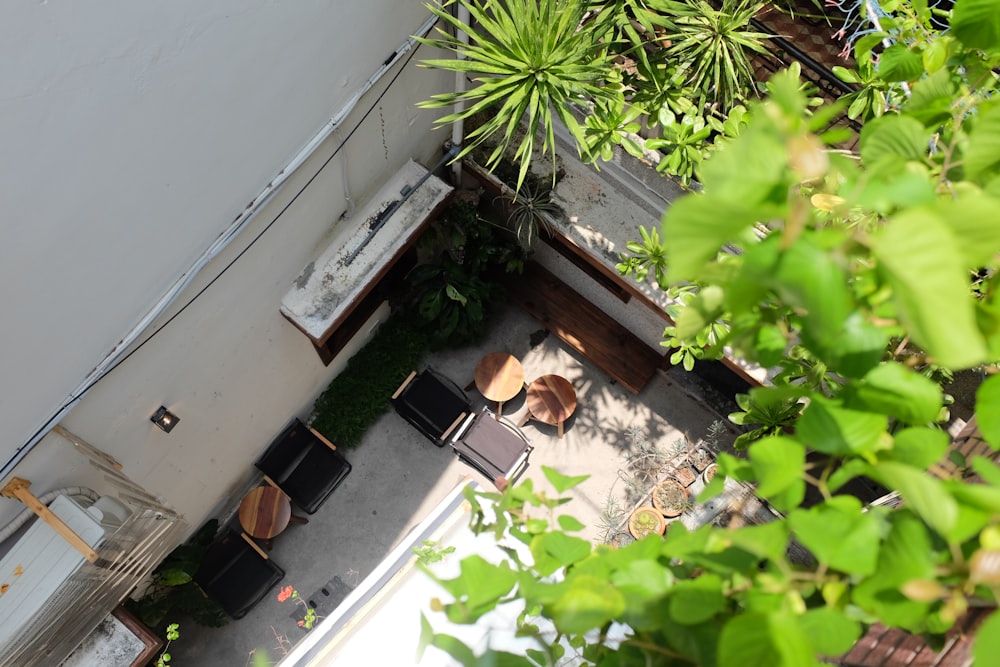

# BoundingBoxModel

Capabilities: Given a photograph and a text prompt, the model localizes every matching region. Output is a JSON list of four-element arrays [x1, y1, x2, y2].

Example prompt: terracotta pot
[[689, 447, 713, 473], [628, 506, 666, 539], [652, 479, 690, 518], [702, 463, 719, 485]]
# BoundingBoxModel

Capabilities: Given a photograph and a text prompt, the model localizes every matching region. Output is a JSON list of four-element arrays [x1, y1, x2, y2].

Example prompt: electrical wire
[[3, 35, 427, 476]]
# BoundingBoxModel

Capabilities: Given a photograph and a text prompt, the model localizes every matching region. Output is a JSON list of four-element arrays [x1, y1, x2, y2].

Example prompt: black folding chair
[[450, 408, 533, 491], [391, 368, 472, 446], [194, 530, 285, 620], [255, 418, 352, 515]]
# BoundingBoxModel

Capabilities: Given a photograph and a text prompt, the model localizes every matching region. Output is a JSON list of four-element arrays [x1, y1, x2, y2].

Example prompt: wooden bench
[[507, 262, 666, 394]]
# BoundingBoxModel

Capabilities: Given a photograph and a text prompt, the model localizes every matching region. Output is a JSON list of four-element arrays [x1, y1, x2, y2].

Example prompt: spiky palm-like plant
[[658, 0, 771, 110], [503, 185, 562, 250], [418, 0, 623, 192]]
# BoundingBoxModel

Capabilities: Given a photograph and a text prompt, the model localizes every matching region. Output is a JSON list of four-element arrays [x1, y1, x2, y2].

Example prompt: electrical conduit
[[1, 13, 441, 480]]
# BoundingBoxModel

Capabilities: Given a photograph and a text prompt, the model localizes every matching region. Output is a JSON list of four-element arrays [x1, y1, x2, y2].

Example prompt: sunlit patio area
[[167, 297, 736, 664]]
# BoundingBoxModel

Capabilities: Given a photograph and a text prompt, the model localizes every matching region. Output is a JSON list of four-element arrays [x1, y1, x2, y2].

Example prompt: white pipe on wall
[[451, 4, 471, 183], [0, 13, 441, 481]]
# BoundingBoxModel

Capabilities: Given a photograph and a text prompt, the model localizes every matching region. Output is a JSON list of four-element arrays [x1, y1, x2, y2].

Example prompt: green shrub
[[125, 520, 227, 632], [310, 310, 431, 448], [406, 198, 528, 349]]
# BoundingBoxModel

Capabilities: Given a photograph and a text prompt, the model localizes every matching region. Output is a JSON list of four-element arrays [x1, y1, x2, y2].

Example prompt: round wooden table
[[474, 352, 524, 420], [525, 374, 577, 438], [239, 486, 293, 544]]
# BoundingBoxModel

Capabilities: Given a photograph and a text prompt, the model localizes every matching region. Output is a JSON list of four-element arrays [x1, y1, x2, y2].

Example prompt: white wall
[[0, 1, 457, 528]]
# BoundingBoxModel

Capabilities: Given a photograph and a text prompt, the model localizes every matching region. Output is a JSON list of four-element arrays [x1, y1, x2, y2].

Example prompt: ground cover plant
[[310, 310, 430, 448]]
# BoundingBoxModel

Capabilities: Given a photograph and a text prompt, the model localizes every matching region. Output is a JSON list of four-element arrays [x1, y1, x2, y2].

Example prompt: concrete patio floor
[[169, 300, 735, 665], [163, 121, 745, 665]]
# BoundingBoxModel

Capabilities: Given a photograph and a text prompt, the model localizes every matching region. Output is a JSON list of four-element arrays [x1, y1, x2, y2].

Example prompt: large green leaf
[[797, 607, 862, 657], [675, 285, 727, 339], [531, 532, 593, 576], [435, 556, 518, 619], [886, 427, 950, 468], [549, 574, 626, 635], [668, 574, 726, 625], [157, 567, 193, 586], [796, 396, 887, 456], [860, 115, 929, 167], [663, 193, 776, 282], [905, 67, 955, 126], [844, 362, 942, 424], [725, 236, 780, 315], [725, 521, 790, 562], [974, 612, 1000, 666], [872, 209, 988, 369], [940, 484, 995, 542], [753, 325, 788, 367], [963, 104, 1000, 180], [697, 116, 788, 205], [748, 436, 805, 497], [975, 374, 1000, 448], [770, 236, 853, 360], [847, 167, 938, 215], [937, 192, 1000, 266], [851, 510, 937, 630], [718, 612, 816, 667], [827, 312, 890, 379], [877, 43, 925, 82], [788, 496, 883, 575], [610, 556, 675, 610], [952, 0, 1000, 50], [866, 461, 957, 538], [542, 466, 589, 494], [973, 456, 1000, 486]]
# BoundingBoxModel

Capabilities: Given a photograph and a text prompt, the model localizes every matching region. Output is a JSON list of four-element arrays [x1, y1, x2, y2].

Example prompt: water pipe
[[451, 3, 471, 184]]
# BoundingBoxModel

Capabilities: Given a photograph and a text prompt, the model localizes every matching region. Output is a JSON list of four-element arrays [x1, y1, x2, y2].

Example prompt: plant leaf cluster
[[416, 0, 1000, 664], [310, 311, 431, 447], [419, 0, 773, 190], [125, 520, 227, 632]]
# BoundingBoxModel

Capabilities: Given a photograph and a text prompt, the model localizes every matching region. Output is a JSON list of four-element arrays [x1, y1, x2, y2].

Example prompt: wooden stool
[[523, 374, 577, 438]]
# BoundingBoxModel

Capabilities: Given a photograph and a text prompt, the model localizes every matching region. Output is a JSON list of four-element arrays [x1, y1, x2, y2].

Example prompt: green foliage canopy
[[417, 0, 1000, 664]]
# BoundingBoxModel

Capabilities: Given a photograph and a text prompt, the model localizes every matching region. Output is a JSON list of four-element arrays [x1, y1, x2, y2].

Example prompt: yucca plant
[[658, 0, 771, 111], [418, 0, 623, 192]]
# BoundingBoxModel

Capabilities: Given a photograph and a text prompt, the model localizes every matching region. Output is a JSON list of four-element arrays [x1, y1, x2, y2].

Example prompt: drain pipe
[[451, 3, 471, 184], [0, 13, 441, 481], [337, 129, 356, 219]]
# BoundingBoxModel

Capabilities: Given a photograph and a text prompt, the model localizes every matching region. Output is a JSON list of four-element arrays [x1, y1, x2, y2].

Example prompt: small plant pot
[[628, 507, 666, 539], [673, 465, 697, 487], [610, 531, 635, 549], [652, 479, 690, 518], [702, 463, 719, 485], [689, 448, 713, 472]]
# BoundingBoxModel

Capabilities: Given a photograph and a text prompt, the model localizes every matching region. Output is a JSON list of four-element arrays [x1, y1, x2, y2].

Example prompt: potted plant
[[125, 520, 227, 632], [628, 506, 666, 539], [652, 479, 690, 518], [689, 447, 713, 473], [702, 462, 719, 485]]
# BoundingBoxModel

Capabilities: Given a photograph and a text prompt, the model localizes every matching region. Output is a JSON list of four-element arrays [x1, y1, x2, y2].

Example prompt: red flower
[[277, 586, 294, 603], [297, 620, 305, 627]]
